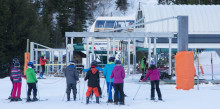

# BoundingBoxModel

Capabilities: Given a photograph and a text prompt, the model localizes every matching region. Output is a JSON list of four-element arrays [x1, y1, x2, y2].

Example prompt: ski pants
[[86, 87, 99, 97], [150, 80, 162, 98], [12, 82, 22, 98], [140, 68, 146, 80], [107, 82, 120, 100], [114, 83, 124, 103], [40, 65, 45, 77], [27, 83, 37, 98], [66, 83, 77, 96]]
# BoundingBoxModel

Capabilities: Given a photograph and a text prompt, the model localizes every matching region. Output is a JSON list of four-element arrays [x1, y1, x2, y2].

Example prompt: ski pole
[[36, 83, 40, 100], [78, 81, 80, 100], [133, 83, 142, 100], [107, 79, 111, 105], [81, 80, 86, 103], [101, 80, 105, 98]]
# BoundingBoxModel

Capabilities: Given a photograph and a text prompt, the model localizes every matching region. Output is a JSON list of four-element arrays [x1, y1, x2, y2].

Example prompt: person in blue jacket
[[103, 57, 115, 103], [83, 61, 103, 97]]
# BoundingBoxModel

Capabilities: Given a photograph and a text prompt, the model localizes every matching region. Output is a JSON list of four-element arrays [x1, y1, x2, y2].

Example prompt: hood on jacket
[[91, 66, 97, 74]]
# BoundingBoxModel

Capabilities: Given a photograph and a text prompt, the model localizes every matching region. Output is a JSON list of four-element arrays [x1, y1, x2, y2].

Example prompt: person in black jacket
[[84, 62, 100, 104], [64, 60, 79, 101]]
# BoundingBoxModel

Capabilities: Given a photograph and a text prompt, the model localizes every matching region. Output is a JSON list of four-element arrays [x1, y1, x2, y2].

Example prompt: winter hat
[[28, 62, 34, 68], [109, 57, 115, 62], [41, 53, 45, 57], [150, 61, 155, 65], [115, 60, 121, 65], [69, 60, 75, 65]]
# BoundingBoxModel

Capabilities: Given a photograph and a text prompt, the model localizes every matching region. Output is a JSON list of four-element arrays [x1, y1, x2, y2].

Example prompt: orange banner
[[175, 51, 196, 90], [24, 52, 30, 75]]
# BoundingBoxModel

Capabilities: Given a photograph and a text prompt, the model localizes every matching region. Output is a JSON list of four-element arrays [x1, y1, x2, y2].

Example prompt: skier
[[83, 61, 103, 97], [26, 62, 38, 102], [39, 53, 47, 79], [8, 58, 19, 99], [139, 56, 147, 81], [10, 62, 22, 101], [64, 60, 79, 101], [142, 62, 162, 101], [103, 57, 115, 103], [84, 62, 100, 104], [110, 60, 125, 105]]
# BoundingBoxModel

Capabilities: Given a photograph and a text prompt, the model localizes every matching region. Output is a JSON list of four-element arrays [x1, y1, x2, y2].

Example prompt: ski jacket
[[40, 57, 47, 66], [83, 67, 103, 72], [64, 65, 79, 84], [141, 58, 146, 69], [84, 66, 99, 87], [10, 64, 14, 80], [103, 62, 115, 82], [143, 69, 160, 81], [11, 68, 22, 83], [26, 67, 37, 83], [110, 65, 125, 83]]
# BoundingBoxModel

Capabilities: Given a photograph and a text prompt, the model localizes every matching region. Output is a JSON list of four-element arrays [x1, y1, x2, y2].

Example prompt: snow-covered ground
[[1, 74, 220, 109], [1, 51, 220, 109]]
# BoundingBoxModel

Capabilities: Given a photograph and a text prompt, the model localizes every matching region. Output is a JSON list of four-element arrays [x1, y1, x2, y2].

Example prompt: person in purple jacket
[[142, 62, 162, 101], [110, 60, 125, 105]]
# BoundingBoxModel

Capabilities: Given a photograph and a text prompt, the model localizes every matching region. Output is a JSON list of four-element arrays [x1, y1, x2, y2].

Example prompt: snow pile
[[197, 51, 220, 80]]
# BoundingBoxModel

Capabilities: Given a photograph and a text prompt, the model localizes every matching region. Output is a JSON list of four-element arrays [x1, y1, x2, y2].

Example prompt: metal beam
[[177, 16, 188, 51], [65, 32, 174, 38]]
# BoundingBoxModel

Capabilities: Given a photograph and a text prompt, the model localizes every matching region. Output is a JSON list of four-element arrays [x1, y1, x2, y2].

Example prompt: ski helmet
[[91, 61, 97, 66], [115, 60, 121, 65], [69, 60, 75, 65], [109, 57, 115, 62], [14, 62, 20, 68], [41, 53, 45, 57], [12, 58, 19, 64], [28, 62, 34, 68]]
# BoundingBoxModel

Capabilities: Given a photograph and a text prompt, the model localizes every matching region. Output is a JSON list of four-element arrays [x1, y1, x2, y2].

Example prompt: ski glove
[[36, 80, 38, 83]]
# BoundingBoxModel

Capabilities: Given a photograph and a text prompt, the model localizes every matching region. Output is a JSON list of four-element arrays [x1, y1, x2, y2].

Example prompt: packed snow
[[1, 72, 220, 109]]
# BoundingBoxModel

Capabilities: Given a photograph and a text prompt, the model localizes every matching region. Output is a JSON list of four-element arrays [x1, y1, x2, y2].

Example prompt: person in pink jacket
[[110, 60, 125, 105], [142, 63, 162, 101]]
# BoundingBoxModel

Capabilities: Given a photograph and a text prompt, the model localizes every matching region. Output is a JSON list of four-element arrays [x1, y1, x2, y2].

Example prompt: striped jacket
[[11, 68, 22, 83]]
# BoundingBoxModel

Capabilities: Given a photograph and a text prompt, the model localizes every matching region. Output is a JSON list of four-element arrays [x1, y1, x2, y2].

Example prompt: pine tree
[[115, 0, 128, 11]]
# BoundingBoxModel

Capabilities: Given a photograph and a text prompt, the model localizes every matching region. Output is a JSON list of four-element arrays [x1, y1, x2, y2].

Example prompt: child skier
[[10, 62, 22, 101], [39, 53, 47, 79], [103, 57, 115, 103], [110, 60, 125, 105], [83, 61, 103, 97], [142, 62, 162, 101], [26, 62, 38, 102], [64, 60, 79, 101], [84, 62, 100, 104]]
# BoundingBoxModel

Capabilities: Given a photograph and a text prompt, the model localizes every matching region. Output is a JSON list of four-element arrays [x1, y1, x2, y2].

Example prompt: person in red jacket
[[142, 62, 162, 101], [39, 53, 47, 79]]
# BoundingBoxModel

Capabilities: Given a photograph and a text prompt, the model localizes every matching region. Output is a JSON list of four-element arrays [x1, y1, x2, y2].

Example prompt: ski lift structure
[[65, 16, 189, 77]]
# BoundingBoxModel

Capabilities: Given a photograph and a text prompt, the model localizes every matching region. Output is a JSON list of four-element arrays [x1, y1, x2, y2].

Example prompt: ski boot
[[17, 98, 22, 101], [107, 99, 113, 103], [119, 101, 125, 105], [150, 97, 155, 101], [67, 93, 70, 101], [158, 97, 163, 101], [114, 101, 118, 105], [26, 97, 32, 102], [32, 97, 38, 101], [96, 97, 99, 104], [10, 98, 16, 102], [86, 97, 89, 104], [73, 94, 76, 101], [8, 96, 12, 99]]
